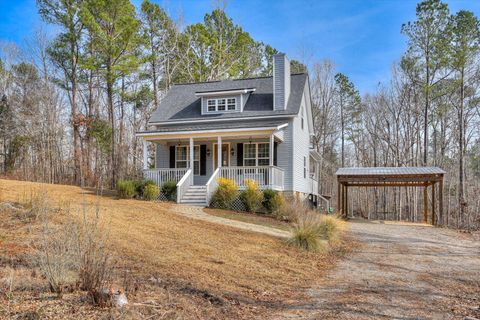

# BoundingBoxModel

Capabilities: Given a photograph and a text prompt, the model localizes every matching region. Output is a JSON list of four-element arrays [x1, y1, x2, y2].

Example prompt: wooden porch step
[[182, 195, 206, 200], [179, 185, 207, 206]]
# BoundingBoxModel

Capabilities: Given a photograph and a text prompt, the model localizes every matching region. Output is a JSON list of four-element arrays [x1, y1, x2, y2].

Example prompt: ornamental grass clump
[[317, 215, 345, 243], [287, 212, 345, 251], [240, 179, 263, 213], [287, 213, 325, 252], [211, 177, 238, 209]]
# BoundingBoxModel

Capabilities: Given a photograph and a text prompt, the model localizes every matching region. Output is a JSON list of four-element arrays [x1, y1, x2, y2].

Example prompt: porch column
[[269, 134, 274, 187], [269, 134, 274, 166], [143, 139, 148, 170], [217, 136, 222, 168], [189, 137, 194, 170]]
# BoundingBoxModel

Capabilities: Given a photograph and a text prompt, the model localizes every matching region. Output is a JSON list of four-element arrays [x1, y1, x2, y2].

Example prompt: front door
[[214, 143, 230, 168]]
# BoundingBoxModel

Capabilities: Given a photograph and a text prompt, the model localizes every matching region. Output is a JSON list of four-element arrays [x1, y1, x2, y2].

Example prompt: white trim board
[[137, 124, 288, 138], [148, 114, 295, 125]]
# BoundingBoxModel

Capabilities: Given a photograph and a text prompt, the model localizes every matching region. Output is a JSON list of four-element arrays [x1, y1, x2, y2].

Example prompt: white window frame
[[175, 145, 200, 175], [243, 142, 270, 167], [227, 97, 236, 110], [207, 99, 216, 112], [206, 97, 237, 112]]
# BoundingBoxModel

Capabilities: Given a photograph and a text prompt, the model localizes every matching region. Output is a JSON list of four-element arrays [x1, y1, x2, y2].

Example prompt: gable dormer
[[196, 88, 256, 115]]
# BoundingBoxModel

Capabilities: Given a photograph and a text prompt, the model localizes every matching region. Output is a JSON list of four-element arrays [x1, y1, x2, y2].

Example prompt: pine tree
[[80, 0, 142, 187]]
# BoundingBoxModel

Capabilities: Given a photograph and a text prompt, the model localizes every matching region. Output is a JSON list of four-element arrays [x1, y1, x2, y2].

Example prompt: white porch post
[[269, 134, 274, 166], [217, 136, 222, 168], [189, 137, 194, 170], [143, 139, 148, 170], [269, 134, 274, 187]]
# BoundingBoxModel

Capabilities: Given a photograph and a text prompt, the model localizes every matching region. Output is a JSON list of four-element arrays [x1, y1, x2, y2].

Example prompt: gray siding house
[[138, 54, 321, 206]]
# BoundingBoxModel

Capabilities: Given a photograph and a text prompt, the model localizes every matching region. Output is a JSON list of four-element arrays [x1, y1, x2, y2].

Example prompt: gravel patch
[[277, 219, 480, 319]]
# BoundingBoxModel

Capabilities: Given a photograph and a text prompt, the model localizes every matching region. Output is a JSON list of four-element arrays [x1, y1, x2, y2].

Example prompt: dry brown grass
[[0, 179, 351, 319], [205, 208, 292, 231]]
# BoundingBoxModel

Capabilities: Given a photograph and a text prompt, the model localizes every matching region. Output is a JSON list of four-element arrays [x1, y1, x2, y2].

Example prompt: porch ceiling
[[137, 124, 288, 142]]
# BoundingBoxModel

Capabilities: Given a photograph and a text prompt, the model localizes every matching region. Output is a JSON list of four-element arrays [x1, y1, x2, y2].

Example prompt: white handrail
[[206, 168, 220, 205], [219, 166, 284, 190], [143, 168, 188, 186], [176, 169, 193, 203]]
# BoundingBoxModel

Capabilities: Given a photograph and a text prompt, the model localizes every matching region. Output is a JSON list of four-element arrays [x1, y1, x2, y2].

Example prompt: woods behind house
[[0, 0, 479, 229]]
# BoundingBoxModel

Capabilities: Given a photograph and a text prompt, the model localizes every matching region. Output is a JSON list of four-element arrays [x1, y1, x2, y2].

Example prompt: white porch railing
[[176, 169, 193, 203], [206, 168, 220, 205], [219, 166, 284, 190], [144, 168, 188, 186]]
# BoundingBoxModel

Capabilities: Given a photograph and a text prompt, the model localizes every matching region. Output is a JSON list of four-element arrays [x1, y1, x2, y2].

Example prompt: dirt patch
[[276, 219, 480, 319]]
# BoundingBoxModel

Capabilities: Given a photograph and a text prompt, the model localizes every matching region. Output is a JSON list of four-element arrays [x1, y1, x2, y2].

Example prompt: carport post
[[439, 179, 444, 225], [337, 181, 341, 213], [423, 186, 428, 224], [431, 183, 436, 225], [344, 185, 349, 217]]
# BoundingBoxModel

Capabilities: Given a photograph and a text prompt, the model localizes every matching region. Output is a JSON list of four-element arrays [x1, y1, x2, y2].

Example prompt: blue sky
[[1, 0, 479, 95]]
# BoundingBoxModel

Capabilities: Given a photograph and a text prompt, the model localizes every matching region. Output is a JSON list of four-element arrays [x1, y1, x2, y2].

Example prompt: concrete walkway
[[172, 204, 290, 238]]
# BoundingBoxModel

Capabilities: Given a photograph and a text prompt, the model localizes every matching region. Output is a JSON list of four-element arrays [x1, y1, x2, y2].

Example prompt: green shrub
[[162, 180, 177, 201], [211, 177, 238, 209], [262, 189, 277, 213], [117, 180, 137, 199], [240, 179, 263, 213], [143, 184, 160, 201], [135, 179, 156, 197], [262, 189, 285, 214]]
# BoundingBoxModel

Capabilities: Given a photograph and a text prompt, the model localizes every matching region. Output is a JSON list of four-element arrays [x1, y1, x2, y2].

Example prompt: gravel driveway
[[280, 219, 480, 320]]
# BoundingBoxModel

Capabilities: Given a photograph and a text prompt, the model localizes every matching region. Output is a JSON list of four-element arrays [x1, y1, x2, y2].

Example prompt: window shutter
[[274, 142, 278, 166], [237, 143, 243, 166], [169, 146, 175, 168], [200, 145, 207, 175]]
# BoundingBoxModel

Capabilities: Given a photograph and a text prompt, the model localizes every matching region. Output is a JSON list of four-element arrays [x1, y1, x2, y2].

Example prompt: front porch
[[139, 127, 286, 204]]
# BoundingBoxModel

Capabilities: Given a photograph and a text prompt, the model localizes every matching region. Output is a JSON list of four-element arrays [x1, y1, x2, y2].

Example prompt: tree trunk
[[458, 68, 466, 218], [106, 63, 116, 189]]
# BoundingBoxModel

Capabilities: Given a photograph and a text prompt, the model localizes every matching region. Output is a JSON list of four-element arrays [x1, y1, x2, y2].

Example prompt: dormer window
[[196, 88, 255, 115], [227, 98, 236, 110], [207, 99, 216, 112], [206, 97, 236, 112], [218, 99, 226, 111]]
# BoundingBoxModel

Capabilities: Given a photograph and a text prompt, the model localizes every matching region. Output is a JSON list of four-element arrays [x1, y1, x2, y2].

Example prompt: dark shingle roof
[[142, 119, 289, 133], [336, 167, 446, 176], [148, 73, 307, 124]]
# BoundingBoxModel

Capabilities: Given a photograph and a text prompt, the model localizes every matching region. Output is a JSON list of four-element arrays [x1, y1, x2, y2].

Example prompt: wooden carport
[[336, 167, 445, 225]]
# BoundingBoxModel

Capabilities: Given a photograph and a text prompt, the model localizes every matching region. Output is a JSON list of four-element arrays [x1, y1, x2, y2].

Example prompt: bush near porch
[[116, 178, 173, 201], [210, 178, 288, 218], [210, 177, 238, 209], [240, 179, 263, 213]]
